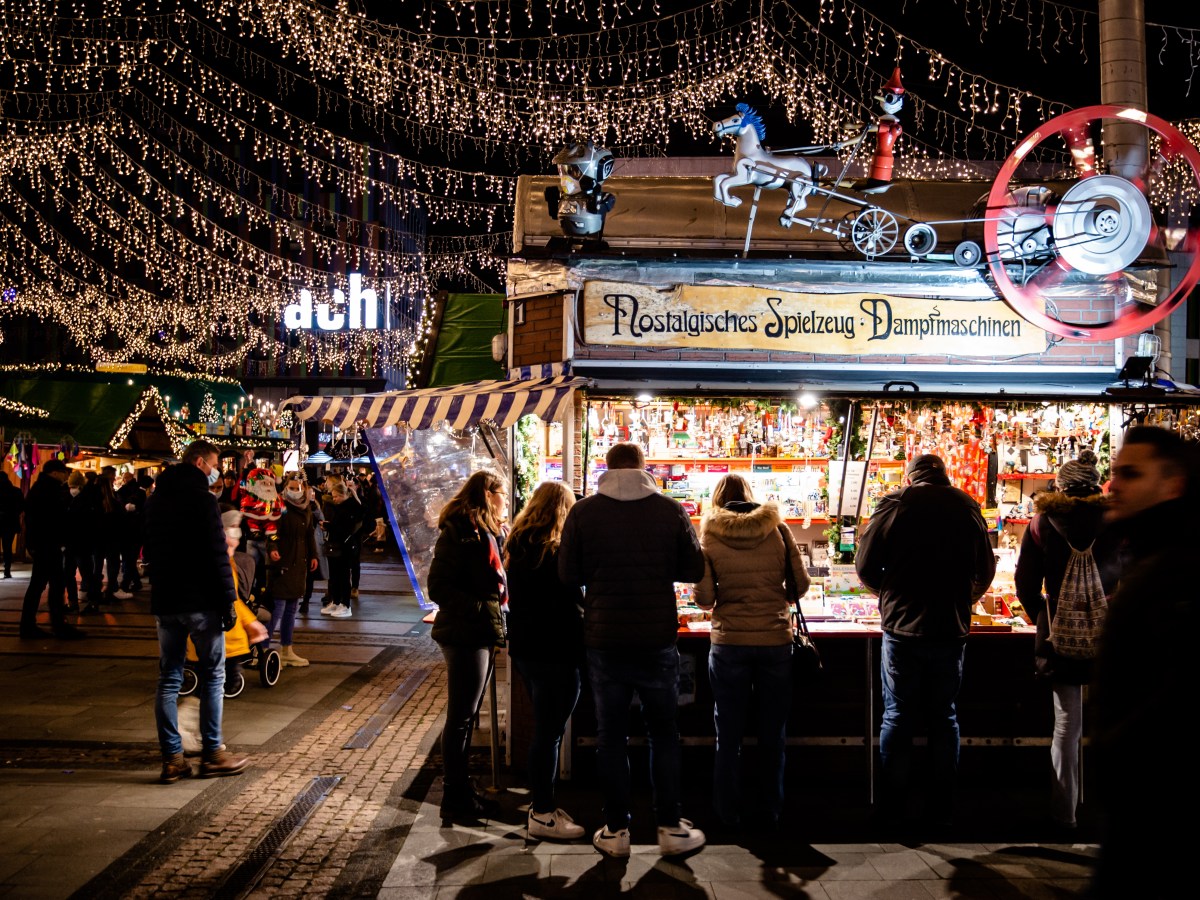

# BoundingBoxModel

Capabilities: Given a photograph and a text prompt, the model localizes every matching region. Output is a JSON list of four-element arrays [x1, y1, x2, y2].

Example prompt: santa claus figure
[[240, 467, 282, 546]]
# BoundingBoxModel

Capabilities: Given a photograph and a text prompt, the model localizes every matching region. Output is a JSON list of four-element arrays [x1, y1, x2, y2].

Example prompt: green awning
[[427, 293, 506, 387]]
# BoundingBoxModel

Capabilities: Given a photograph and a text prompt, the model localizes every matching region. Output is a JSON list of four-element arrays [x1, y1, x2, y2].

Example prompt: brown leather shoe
[[199, 748, 250, 778], [160, 754, 193, 784]]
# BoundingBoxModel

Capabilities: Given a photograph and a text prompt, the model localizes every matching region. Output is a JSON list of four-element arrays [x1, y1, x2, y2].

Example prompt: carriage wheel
[[850, 208, 899, 257], [259, 648, 282, 688], [223, 671, 246, 699], [984, 104, 1200, 340]]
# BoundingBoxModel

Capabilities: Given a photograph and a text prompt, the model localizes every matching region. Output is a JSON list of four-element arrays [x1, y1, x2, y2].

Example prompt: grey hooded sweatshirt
[[559, 468, 705, 652]]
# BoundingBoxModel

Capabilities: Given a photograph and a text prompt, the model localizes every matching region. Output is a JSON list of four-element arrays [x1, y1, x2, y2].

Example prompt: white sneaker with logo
[[592, 825, 631, 858], [527, 808, 585, 841], [329, 604, 353, 619], [657, 819, 705, 856]]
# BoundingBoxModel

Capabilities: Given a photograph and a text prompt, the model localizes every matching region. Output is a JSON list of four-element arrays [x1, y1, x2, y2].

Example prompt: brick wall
[[511, 294, 565, 368]]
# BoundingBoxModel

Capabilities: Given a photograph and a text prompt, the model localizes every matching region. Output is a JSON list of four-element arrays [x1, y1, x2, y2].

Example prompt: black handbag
[[779, 525, 822, 682]]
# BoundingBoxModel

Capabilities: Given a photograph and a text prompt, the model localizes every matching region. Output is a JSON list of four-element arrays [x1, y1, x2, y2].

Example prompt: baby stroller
[[180, 597, 282, 698]]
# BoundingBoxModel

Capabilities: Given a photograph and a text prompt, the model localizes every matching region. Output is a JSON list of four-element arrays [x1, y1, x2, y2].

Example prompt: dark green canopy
[[0, 371, 246, 450]]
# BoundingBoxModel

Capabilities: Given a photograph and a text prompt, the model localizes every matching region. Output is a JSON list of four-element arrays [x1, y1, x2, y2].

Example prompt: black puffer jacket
[[558, 468, 705, 653], [1015, 491, 1121, 684], [505, 540, 583, 664], [428, 514, 506, 649], [143, 462, 236, 616], [22, 472, 69, 552], [856, 469, 996, 639]]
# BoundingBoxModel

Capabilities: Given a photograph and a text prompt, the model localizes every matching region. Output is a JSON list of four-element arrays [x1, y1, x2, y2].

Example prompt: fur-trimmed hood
[[1033, 490, 1107, 516], [701, 501, 783, 549]]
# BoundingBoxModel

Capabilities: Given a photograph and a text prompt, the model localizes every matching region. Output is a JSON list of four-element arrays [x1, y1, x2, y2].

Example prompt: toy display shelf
[[997, 472, 1058, 480]]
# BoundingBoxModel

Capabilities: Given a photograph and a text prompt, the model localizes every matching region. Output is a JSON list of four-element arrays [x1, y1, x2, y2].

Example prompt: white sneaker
[[112, 590, 134, 600], [320, 603, 336, 616], [329, 604, 352, 619], [592, 825, 631, 858], [527, 808, 585, 841], [657, 819, 705, 856]]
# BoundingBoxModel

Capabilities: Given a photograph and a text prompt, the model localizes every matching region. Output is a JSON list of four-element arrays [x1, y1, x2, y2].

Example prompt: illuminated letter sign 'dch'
[[285, 274, 381, 330]]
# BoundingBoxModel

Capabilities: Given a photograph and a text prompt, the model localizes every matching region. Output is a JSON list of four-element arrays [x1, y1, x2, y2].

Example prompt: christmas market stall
[[495, 100, 1200, 786]]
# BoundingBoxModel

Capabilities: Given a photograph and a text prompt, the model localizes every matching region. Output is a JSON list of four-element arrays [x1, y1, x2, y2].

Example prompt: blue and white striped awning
[[284, 373, 587, 432]]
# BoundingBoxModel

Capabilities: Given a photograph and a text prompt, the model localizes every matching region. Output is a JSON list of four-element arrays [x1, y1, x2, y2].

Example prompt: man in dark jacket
[[855, 453, 995, 831], [1091, 426, 1196, 899], [19, 459, 86, 640], [559, 442, 707, 858], [143, 440, 249, 784]]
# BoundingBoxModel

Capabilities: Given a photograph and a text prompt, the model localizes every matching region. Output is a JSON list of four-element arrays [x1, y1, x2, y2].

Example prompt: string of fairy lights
[[1, 0, 1197, 376]]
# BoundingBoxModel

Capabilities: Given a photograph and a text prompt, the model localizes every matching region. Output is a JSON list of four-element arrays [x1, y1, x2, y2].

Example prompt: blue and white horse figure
[[713, 104, 816, 227]]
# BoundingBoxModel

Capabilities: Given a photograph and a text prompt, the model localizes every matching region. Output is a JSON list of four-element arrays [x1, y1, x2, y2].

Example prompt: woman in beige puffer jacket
[[694, 474, 809, 830]]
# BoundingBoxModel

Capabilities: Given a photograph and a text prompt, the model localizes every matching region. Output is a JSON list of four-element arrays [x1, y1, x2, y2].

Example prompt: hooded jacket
[[558, 468, 705, 652], [143, 462, 237, 616], [694, 501, 809, 646], [1015, 490, 1120, 684], [855, 467, 996, 639]]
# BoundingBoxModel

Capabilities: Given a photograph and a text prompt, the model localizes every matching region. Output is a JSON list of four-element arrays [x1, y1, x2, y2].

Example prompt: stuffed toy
[[240, 467, 282, 545]]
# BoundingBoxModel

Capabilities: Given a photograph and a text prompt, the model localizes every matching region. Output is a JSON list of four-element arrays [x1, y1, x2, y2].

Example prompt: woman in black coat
[[1015, 450, 1120, 830], [504, 481, 585, 842], [269, 474, 318, 666], [428, 470, 508, 823]]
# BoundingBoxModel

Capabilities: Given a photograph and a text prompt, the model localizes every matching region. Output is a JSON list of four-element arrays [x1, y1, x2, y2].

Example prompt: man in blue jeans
[[855, 454, 995, 832], [144, 439, 250, 783], [559, 442, 707, 858]]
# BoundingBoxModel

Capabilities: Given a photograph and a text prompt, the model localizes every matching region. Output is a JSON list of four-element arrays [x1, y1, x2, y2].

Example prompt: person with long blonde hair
[[504, 482, 585, 842], [428, 469, 509, 823]]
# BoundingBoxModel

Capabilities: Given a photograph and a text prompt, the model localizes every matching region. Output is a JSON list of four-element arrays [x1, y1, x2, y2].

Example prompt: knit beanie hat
[[1056, 449, 1101, 496], [907, 453, 951, 485]]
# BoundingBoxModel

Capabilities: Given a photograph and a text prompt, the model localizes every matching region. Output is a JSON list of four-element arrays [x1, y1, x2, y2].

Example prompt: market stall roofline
[[283, 373, 588, 432]]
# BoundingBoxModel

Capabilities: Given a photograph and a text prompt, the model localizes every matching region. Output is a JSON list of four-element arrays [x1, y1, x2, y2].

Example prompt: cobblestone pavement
[[1, 558, 1102, 899]]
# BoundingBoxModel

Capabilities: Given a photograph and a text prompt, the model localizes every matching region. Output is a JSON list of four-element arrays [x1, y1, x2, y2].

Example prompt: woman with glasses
[[429, 470, 509, 823]]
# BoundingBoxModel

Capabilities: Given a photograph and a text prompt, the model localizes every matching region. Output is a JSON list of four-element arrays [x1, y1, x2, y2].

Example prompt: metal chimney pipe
[[1099, 0, 1170, 373], [1099, 0, 1148, 178]]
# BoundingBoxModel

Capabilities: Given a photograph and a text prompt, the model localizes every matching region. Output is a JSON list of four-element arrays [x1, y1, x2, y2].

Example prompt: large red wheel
[[984, 105, 1200, 341]]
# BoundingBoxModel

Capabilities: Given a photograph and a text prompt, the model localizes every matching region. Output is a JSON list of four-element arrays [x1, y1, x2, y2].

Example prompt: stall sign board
[[581, 280, 1044, 356], [706, 463, 729, 473], [828, 460, 868, 517]]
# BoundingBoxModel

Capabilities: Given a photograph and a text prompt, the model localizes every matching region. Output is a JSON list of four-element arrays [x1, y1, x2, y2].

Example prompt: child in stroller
[[181, 511, 282, 698]]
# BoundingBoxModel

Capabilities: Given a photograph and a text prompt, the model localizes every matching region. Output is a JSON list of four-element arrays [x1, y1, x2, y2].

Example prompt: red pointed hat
[[884, 67, 905, 94]]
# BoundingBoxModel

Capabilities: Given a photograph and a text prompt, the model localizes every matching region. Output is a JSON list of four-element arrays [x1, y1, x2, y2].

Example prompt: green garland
[[513, 414, 540, 515]]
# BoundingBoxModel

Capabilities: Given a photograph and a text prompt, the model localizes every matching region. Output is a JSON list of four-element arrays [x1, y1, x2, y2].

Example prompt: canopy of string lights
[[1, 0, 1196, 376]]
